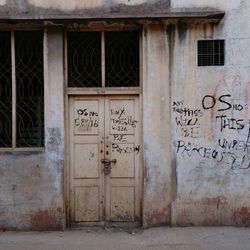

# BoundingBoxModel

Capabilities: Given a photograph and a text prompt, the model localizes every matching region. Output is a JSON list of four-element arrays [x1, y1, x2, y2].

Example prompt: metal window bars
[[198, 40, 225, 66], [0, 31, 44, 148], [67, 31, 139, 88]]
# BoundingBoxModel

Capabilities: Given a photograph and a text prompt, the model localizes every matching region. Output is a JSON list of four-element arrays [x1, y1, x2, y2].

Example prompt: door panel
[[110, 186, 135, 222], [74, 100, 100, 135], [70, 97, 105, 223], [75, 186, 100, 222], [110, 143, 135, 178], [105, 97, 140, 222], [109, 99, 137, 135], [69, 96, 140, 224], [74, 143, 99, 178]]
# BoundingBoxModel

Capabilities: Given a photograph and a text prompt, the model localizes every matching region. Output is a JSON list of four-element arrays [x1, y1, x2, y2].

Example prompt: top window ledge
[[0, 8, 224, 24], [0, 147, 45, 153], [67, 87, 141, 96]]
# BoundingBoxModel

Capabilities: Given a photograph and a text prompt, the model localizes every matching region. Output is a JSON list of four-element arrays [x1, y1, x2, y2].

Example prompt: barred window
[[0, 32, 12, 147], [198, 40, 225, 66], [0, 31, 44, 149], [67, 31, 139, 88], [67, 32, 101, 88], [105, 31, 139, 87]]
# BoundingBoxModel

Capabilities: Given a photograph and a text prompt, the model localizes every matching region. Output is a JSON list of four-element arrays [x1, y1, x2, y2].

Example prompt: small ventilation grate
[[198, 40, 225, 66]]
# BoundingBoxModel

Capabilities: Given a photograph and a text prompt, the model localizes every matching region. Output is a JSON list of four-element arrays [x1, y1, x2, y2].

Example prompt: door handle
[[101, 159, 117, 175]]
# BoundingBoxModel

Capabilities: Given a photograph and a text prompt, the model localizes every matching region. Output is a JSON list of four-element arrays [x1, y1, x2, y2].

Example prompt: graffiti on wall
[[75, 108, 99, 129], [174, 94, 250, 170], [202, 94, 246, 132], [173, 101, 203, 138]]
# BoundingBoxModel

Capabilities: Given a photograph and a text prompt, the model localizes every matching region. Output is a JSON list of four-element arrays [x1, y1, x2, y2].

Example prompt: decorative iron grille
[[0, 32, 12, 147], [68, 32, 101, 87], [198, 40, 225, 66], [15, 31, 44, 147], [105, 31, 139, 87]]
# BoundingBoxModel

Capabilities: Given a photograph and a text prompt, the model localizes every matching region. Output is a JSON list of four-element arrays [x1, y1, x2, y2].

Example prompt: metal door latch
[[101, 159, 117, 175]]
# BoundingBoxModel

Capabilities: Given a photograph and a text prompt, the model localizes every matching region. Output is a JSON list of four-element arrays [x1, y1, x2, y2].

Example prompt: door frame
[[63, 26, 144, 227], [67, 94, 142, 226]]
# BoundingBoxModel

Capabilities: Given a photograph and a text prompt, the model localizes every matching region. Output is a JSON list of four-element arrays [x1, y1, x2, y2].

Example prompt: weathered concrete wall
[[0, 27, 65, 230], [142, 24, 172, 227], [171, 0, 250, 226], [0, 0, 249, 230], [0, 0, 170, 19]]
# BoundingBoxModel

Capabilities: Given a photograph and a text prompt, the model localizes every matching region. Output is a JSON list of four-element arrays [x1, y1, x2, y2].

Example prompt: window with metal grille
[[0, 32, 12, 147], [105, 31, 139, 87], [67, 31, 139, 88], [198, 40, 225, 66], [0, 31, 44, 149], [67, 32, 101, 87]]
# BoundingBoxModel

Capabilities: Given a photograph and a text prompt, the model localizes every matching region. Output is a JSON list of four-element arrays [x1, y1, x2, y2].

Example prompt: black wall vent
[[198, 40, 225, 66]]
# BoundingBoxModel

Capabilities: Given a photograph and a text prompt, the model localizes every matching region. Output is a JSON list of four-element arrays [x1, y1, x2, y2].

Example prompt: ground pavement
[[0, 226, 250, 250]]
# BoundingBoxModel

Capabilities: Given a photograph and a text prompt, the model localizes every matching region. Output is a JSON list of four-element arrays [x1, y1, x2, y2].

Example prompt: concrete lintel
[[0, 10, 225, 24]]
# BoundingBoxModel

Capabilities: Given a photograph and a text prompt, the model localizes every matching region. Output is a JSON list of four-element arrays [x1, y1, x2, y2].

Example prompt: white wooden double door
[[69, 96, 141, 223]]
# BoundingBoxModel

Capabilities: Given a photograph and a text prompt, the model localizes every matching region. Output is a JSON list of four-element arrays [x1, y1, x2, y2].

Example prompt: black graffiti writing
[[173, 101, 184, 107], [173, 103, 202, 138], [112, 143, 140, 154], [173, 107, 203, 117], [232, 104, 244, 111], [176, 140, 224, 161], [218, 138, 250, 152], [202, 94, 244, 112], [75, 117, 99, 128], [112, 125, 127, 132], [111, 116, 138, 129], [175, 116, 199, 127], [172, 101, 202, 138], [176, 140, 250, 170], [77, 108, 98, 117], [111, 107, 138, 132], [176, 123, 250, 170], [180, 127, 200, 138], [202, 94, 231, 111], [216, 115, 244, 132], [230, 154, 250, 170], [75, 108, 99, 129], [111, 107, 125, 119], [113, 134, 127, 142]]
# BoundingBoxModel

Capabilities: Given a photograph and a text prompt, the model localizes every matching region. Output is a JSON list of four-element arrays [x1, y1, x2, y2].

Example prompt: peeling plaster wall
[[0, 28, 65, 230], [171, 0, 250, 226], [142, 24, 172, 227]]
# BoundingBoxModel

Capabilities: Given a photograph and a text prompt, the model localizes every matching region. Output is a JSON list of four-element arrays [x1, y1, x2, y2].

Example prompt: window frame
[[65, 28, 142, 95], [0, 29, 45, 152]]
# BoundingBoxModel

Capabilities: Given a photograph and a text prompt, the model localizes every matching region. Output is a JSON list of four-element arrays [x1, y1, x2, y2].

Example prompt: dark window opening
[[15, 31, 44, 147], [105, 31, 139, 87], [0, 32, 12, 147], [68, 32, 101, 87], [67, 31, 140, 88], [198, 40, 225, 66]]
